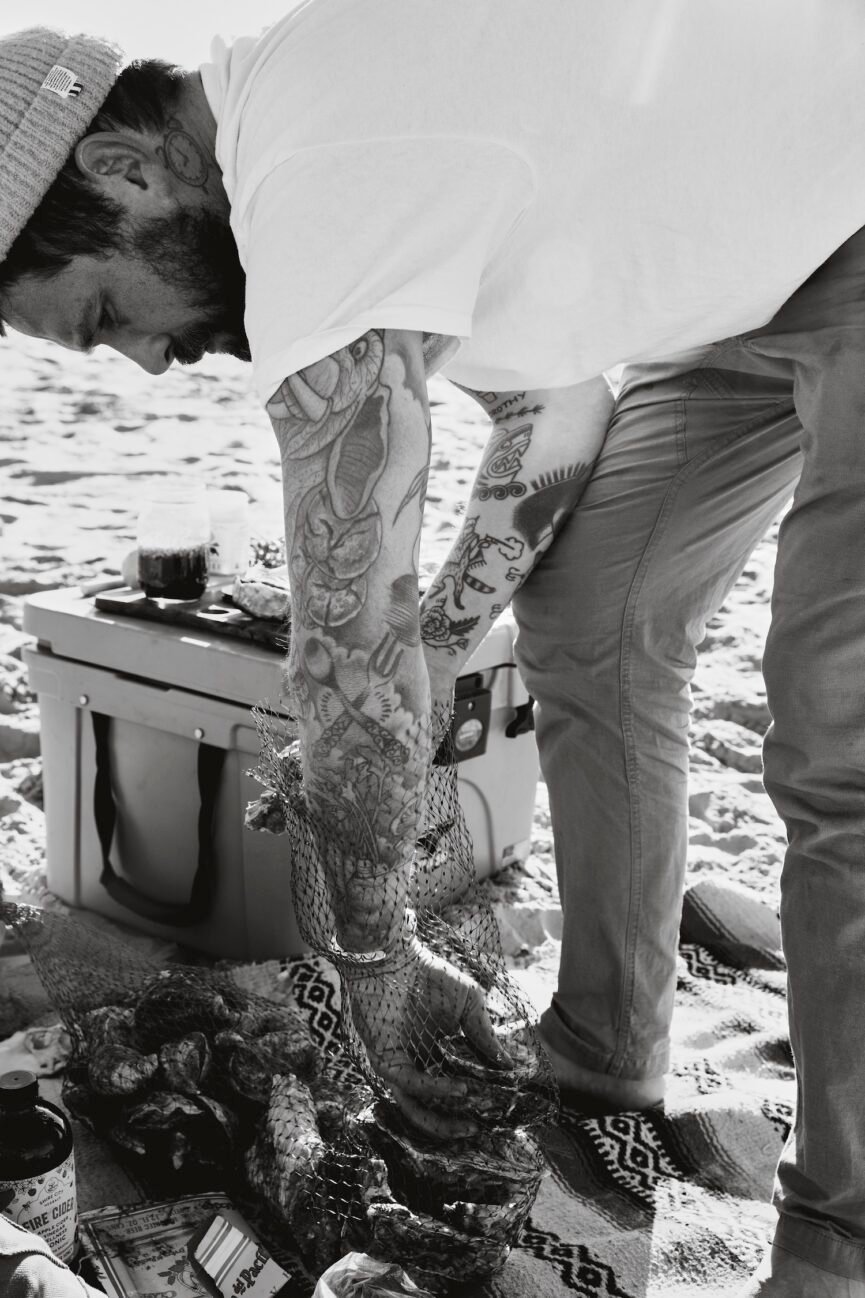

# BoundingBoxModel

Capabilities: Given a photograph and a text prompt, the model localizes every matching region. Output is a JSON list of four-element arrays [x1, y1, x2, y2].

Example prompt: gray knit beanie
[[0, 27, 123, 263]]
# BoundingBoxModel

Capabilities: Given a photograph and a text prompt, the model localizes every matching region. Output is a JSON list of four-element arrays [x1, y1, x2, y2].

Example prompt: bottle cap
[[0, 1069, 39, 1107]]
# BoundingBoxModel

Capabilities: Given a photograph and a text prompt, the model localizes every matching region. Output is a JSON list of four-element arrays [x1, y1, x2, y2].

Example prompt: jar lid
[[0, 1069, 39, 1107]]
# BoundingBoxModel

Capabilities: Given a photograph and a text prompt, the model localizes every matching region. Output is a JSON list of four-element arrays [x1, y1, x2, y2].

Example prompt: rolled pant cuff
[[775, 1214, 865, 1283], [540, 1003, 670, 1081]]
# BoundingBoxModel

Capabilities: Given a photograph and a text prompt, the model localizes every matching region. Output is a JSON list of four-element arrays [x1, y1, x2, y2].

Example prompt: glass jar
[[207, 488, 251, 576], [137, 481, 210, 601], [0, 1069, 78, 1262]]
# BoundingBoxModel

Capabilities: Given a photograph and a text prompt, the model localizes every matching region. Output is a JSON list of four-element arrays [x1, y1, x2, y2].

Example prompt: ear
[[74, 131, 170, 205]]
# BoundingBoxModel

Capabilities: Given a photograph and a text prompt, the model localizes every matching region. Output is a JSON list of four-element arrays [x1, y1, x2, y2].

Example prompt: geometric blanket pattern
[[281, 878, 793, 1296]]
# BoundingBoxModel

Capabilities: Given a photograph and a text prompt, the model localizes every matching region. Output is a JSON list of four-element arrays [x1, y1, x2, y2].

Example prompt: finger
[[461, 988, 513, 1067], [391, 1085, 478, 1139]]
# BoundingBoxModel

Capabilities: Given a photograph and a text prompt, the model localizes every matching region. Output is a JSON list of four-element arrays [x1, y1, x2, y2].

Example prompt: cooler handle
[[91, 711, 226, 927]]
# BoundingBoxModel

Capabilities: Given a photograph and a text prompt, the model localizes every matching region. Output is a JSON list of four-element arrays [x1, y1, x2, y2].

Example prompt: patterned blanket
[[275, 878, 792, 1297], [5, 875, 792, 1298]]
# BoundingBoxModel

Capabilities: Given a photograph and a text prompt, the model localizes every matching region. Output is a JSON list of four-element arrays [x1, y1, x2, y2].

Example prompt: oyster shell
[[110, 1089, 237, 1171], [426, 1033, 555, 1126], [245, 790, 289, 836], [348, 1099, 546, 1271], [256, 1027, 318, 1078], [80, 1004, 136, 1050], [366, 1201, 511, 1292], [309, 1072, 375, 1141], [88, 1043, 158, 1097], [217, 1024, 318, 1103], [236, 998, 308, 1040], [267, 1072, 326, 1218], [134, 969, 243, 1048], [441, 1187, 538, 1242], [158, 1031, 211, 1094], [351, 1102, 546, 1209]]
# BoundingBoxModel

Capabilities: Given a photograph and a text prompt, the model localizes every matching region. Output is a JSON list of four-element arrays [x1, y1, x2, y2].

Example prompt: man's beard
[[129, 208, 251, 365]]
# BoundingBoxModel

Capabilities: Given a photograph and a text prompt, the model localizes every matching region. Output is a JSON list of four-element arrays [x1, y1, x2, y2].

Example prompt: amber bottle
[[0, 1069, 78, 1262]]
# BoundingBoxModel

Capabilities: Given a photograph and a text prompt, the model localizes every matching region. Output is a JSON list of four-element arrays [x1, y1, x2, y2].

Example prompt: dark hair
[[0, 58, 185, 302]]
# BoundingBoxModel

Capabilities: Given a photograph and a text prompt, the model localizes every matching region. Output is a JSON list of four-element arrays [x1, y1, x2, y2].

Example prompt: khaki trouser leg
[[512, 347, 802, 1078]]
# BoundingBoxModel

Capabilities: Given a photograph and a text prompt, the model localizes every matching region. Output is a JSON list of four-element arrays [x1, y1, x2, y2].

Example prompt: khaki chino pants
[[512, 225, 865, 1280]]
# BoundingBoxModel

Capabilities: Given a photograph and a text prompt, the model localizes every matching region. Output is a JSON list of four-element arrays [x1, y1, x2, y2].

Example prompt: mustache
[[172, 322, 212, 366], [172, 322, 252, 366]]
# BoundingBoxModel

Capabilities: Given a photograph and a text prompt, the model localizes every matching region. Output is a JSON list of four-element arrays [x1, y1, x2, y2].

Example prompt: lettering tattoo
[[156, 117, 210, 187], [488, 391, 526, 419]]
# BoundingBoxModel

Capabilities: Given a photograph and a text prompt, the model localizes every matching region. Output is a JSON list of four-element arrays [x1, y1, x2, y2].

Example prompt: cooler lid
[[23, 586, 517, 711], [23, 587, 286, 711]]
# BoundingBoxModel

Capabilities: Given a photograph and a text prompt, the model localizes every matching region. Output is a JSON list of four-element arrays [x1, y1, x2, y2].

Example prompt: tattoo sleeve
[[268, 330, 432, 953], [421, 377, 615, 702]]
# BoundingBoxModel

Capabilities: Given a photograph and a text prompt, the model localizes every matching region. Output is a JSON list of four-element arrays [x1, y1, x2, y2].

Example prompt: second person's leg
[[513, 348, 802, 1105]]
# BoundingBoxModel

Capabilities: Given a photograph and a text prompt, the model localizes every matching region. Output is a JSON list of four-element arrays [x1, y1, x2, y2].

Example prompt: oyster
[[366, 1201, 511, 1292], [351, 1102, 546, 1210], [111, 1089, 237, 1171], [245, 790, 289, 836], [110, 1090, 204, 1160], [309, 1072, 375, 1141], [217, 1024, 318, 1103], [426, 1033, 555, 1126], [158, 1032, 211, 1094], [224, 1036, 273, 1105], [80, 1004, 136, 1050], [134, 969, 243, 1048], [232, 564, 290, 620], [236, 998, 308, 1040], [88, 1043, 159, 1097], [441, 1187, 538, 1242], [267, 1072, 326, 1218], [256, 1027, 318, 1078], [349, 1099, 546, 1271]]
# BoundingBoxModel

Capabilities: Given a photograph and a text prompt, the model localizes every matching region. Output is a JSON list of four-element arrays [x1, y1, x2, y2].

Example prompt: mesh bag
[[3, 699, 556, 1293]]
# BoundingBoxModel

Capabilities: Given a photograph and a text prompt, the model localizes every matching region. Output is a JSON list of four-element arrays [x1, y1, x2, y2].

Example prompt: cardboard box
[[23, 588, 538, 960]]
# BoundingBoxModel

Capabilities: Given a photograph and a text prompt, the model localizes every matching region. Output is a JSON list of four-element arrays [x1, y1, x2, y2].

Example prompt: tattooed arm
[[268, 329, 432, 952], [422, 377, 614, 718], [268, 329, 502, 1133]]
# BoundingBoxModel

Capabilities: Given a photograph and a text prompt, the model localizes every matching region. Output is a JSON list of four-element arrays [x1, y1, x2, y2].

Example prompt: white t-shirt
[[200, 0, 865, 404]]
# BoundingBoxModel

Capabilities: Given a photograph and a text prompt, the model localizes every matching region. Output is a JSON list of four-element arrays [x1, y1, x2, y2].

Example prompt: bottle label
[[0, 1149, 77, 1262]]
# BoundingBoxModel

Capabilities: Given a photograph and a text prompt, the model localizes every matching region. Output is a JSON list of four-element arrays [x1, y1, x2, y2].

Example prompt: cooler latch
[[505, 695, 536, 738]]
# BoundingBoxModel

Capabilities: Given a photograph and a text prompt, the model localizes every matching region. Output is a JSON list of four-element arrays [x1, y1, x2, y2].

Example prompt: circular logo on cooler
[[454, 718, 484, 752]]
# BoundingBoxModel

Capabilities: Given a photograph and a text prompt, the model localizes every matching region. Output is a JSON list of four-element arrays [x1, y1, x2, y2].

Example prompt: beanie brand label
[[41, 66, 84, 99]]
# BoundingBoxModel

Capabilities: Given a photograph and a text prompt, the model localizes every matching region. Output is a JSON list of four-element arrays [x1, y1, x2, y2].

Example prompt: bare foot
[[538, 1031, 665, 1113], [737, 1246, 865, 1297]]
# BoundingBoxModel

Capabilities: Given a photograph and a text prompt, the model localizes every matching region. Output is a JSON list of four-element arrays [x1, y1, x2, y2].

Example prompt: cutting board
[[94, 584, 289, 653]]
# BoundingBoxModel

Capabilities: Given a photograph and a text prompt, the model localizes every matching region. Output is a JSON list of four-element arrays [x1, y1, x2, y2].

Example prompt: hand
[[343, 935, 509, 1137]]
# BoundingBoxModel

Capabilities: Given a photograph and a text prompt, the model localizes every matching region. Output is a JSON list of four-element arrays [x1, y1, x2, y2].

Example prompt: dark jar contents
[[0, 1069, 78, 1262], [138, 544, 209, 601]]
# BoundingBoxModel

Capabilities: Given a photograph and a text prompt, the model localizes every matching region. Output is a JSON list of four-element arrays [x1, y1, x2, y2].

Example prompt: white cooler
[[22, 587, 539, 960]]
